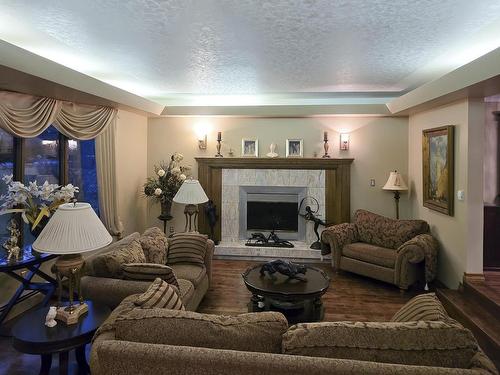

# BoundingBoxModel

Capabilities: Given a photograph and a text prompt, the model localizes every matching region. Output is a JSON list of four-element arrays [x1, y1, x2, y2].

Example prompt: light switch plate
[[457, 190, 465, 201], [370, 179, 376, 187]]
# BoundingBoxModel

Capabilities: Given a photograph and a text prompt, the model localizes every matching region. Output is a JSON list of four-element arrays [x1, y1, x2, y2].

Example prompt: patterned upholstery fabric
[[122, 263, 179, 289], [167, 233, 208, 265], [169, 264, 206, 287], [91, 239, 146, 279], [282, 320, 478, 369], [134, 278, 185, 310], [114, 309, 288, 354], [354, 210, 429, 250], [139, 227, 168, 264], [397, 233, 439, 283], [391, 293, 449, 322], [342, 243, 396, 268], [321, 222, 358, 256]]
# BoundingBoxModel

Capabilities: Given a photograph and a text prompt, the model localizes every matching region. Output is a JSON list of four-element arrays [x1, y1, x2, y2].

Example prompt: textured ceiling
[[1, 0, 500, 102]]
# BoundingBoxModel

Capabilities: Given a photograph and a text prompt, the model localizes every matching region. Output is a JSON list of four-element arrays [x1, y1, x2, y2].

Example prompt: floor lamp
[[383, 171, 408, 219], [33, 202, 112, 324], [173, 179, 209, 232]]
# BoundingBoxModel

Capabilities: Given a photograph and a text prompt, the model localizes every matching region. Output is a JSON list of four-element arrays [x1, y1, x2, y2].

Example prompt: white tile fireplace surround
[[217, 169, 328, 261]]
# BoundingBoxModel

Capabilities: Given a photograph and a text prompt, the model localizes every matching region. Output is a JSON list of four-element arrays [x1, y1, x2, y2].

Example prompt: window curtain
[[0, 90, 123, 237]]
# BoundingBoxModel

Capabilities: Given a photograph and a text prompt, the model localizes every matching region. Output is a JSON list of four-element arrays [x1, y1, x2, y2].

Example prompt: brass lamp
[[32, 202, 112, 324], [173, 179, 209, 232], [383, 171, 408, 219]]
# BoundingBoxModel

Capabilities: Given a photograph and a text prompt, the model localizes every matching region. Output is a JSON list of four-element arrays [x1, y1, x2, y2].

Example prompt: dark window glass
[[0, 129, 14, 245], [24, 126, 60, 184], [68, 139, 99, 214]]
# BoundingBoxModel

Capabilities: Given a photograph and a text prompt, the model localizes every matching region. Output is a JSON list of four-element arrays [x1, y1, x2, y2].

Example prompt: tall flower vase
[[158, 200, 173, 234]]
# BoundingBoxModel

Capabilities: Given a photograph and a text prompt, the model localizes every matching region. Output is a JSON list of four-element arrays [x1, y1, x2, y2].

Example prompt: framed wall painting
[[241, 139, 258, 157], [286, 139, 303, 158], [422, 125, 454, 216]]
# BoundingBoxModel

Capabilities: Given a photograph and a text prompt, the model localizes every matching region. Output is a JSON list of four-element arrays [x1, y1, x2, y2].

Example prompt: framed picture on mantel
[[241, 139, 258, 157], [422, 125, 454, 216], [286, 139, 303, 158]]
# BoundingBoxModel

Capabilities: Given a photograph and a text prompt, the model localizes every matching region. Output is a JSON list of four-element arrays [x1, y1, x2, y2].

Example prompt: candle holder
[[215, 132, 223, 157], [322, 132, 330, 158]]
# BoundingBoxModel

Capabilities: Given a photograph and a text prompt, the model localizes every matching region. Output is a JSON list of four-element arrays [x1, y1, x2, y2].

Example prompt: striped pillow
[[167, 233, 208, 265], [122, 263, 179, 289], [135, 278, 185, 310], [391, 293, 449, 322]]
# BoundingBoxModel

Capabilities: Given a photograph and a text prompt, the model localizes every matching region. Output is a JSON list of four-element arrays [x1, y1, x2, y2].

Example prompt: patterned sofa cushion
[[282, 320, 478, 369], [342, 243, 397, 268], [134, 278, 185, 310], [91, 239, 146, 279], [354, 210, 430, 249], [167, 233, 208, 265], [122, 263, 179, 289], [114, 309, 288, 354], [139, 227, 168, 265], [391, 293, 450, 322]]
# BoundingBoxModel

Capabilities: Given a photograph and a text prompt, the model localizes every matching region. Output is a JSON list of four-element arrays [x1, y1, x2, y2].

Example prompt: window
[[0, 126, 99, 245]]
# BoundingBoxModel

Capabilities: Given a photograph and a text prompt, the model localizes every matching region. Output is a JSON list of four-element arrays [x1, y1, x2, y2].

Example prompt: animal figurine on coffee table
[[260, 260, 307, 282]]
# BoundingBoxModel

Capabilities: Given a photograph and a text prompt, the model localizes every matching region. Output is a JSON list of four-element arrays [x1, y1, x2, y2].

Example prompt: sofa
[[90, 293, 498, 375], [81, 229, 214, 311], [321, 209, 439, 290]]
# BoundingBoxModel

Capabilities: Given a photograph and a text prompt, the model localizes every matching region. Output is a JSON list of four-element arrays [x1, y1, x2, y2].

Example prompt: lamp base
[[56, 302, 88, 325]]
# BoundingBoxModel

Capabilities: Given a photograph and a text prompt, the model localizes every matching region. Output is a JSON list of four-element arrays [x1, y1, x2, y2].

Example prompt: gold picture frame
[[422, 125, 454, 216]]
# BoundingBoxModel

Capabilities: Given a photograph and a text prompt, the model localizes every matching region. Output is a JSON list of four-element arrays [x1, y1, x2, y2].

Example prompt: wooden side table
[[11, 300, 110, 375], [0, 246, 58, 325]]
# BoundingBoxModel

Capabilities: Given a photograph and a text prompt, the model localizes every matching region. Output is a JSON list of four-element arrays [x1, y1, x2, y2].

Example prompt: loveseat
[[81, 229, 214, 311], [90, 293, 498, 375], [321, 209, 438, 290]]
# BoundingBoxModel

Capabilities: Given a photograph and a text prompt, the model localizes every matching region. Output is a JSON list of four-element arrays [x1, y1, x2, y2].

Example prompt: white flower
[[55, 184, 79, 202], [173, 152, 183, 162], [171, 167, 181, 175], [157, 169, 166, 177], [154, 188, 163, 196], [179, 174, 186, 181]]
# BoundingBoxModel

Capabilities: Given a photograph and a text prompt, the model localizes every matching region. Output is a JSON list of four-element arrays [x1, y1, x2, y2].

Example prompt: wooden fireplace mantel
[[195, 157, 354, 242]]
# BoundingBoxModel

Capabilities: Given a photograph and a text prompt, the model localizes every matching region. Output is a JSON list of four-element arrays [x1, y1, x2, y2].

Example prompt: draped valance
[[0, 90, 117, 140]]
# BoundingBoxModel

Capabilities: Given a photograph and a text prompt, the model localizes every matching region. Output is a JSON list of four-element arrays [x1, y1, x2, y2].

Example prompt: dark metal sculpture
[[246, 230, 294, 248], [260, 260, 307, 282], [298, 197, 327, 250], [204, 200, 219, 245]]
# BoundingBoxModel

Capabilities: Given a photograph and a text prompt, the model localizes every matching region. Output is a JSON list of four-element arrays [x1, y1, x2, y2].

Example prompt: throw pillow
[[139, 227, 168, 264], [134, 278, 185, 310], [391, 293, 449, 322], [91, 238, 146, 279], [282, 320, 478, 369], [115, 309, 288, 354], [167, 233, 208, 265], [122, 263, 180, 289]]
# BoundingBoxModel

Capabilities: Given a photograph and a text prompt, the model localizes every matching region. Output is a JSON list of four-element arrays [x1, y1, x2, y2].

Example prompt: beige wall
[[408, 99, 485, 288], [484, 101, 499, 203], [115, 109, 149, 236], [147, 116, 409, 232]]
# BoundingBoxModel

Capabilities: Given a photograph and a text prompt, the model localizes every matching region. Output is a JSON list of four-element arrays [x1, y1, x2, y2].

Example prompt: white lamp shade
[[173, 179, 209, 204], [383, 171, 408, 191], [32, 202, 112, 254]]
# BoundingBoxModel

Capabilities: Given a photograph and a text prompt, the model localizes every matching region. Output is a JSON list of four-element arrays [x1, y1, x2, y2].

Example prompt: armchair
[[321, 210, 438, 290]]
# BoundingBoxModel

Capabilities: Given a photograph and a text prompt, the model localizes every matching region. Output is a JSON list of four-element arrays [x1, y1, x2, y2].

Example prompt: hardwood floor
[[0, 259, 420, 375]]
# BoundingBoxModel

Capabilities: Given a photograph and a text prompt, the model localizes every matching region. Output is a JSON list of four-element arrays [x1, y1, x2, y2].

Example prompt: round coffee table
[[11, 300, 109, 375], [242, 264, 330, 324]]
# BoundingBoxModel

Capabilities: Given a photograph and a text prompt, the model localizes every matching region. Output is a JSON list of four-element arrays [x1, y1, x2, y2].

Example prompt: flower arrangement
[[143, 153, 191, 207], [0, 175, 79, 231]]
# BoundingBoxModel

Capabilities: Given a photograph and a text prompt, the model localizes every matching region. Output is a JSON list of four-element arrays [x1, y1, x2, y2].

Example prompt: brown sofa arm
[[321, 223, 358, 270], [204, 239, 214, 284], [396, 233, 439, 285]]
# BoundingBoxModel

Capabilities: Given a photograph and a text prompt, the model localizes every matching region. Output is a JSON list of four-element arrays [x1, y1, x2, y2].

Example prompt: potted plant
[[0, 175, 79, 237], [143, 152, 190, 220]]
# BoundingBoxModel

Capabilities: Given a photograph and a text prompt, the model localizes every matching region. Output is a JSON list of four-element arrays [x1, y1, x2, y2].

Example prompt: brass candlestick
[[322, 132, 330, 158], [215, 131, 223, 157]]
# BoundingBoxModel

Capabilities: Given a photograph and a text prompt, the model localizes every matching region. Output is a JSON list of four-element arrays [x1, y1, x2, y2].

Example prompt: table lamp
[[383, 171, 408, 219], [173, 179, 209, 232], [33, 202, 112, 324]]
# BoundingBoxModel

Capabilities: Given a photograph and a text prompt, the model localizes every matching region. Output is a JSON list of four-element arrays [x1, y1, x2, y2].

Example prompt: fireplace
[[239, 186, 306, 240]]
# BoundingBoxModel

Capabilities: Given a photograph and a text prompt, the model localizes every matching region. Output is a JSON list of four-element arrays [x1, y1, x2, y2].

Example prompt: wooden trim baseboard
[[463, 272, 486, 284]]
